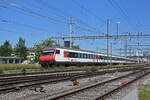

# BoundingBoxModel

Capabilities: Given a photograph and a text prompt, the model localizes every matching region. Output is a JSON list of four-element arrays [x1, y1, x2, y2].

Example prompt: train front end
[[39, 48, 56, 68]]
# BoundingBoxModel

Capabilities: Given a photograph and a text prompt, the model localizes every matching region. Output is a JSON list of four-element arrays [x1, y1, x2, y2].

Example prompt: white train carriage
[[39, 47, 137, 67]]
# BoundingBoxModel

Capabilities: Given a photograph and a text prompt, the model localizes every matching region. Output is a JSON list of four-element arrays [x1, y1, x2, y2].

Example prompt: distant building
[[64, 41, 70, 48], [0, 57, 22, 64], [136, 50, 143, 56], [27, 48, 35, 61], [12, 48, 36, 61]]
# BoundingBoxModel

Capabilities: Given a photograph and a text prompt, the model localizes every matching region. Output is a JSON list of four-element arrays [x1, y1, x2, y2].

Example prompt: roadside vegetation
[[138, 85, 150, 100], [0, 64, 42, 74], [0, 64, 146, 74]]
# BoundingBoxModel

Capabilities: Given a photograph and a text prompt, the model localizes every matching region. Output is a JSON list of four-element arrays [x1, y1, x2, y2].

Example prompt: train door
[[55, 49, 61, 62]]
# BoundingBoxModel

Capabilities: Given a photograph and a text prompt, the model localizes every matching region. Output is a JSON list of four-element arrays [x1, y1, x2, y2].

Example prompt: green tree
[[34, 38, 59, 62], [0, 40, 12, 56], [15, 37, 27, 60], [72, 45, 80, 49]]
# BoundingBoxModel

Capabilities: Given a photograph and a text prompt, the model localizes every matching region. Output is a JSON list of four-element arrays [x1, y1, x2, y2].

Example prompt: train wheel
[[41, 64, 44, 67], [65, 64, 69, 67], [41, 64, 48, 69], [44, 64, 48, 69], [49, 64, 55, 67]]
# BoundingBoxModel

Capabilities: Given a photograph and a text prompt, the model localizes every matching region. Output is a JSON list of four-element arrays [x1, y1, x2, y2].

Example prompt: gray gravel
[[0, 71, 132, 100]]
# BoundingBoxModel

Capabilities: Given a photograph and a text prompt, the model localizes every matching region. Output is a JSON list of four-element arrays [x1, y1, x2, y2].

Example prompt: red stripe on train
[[64, 51, 68, 58]]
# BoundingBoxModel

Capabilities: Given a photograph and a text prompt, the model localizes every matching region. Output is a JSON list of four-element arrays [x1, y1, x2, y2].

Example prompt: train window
[[90, 54, 93, 59], [86, 54, 88, 59], [80, 53, 82, 58], [98, 55, 100, 59], [68, 52, 72, 57], [92, 55, 94, 59], [111, 57, 115, 60], [87, 54, 89, 59], [101, 56, 103, 59], [78, 53, 80, 58], [99, 55, 101, 59], [96, 55, 98, 59], [86, 54, 88, 58], [89, 54, 91, 59], [102, 56, 107, 59], [74, 53, 78, 58], [56, 50, 60, 54], [88, 54, 90, 59], [42, 49, 55, 55], [94, 55, 96, 59], [78, 53, 82, 58], [68, 52, 78, 58], [83, 54, 87, 58], [81, 53, 84, 58], [70, 52, 74, 58]]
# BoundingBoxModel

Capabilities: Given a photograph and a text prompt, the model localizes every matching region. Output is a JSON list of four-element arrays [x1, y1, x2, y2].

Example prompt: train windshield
[[41, 49, 55, 55]]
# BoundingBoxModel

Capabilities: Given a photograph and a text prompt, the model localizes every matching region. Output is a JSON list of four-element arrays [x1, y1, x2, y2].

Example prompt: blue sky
[[0, 0, 150, 55]]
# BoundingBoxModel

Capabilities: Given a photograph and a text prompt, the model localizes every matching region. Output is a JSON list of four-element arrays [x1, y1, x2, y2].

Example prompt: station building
[[0, 57, 22, 64]]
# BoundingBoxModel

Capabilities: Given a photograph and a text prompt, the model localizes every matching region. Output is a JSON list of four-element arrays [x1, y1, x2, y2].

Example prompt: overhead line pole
[[53, 34, 150, 40], [106, 19, 109, 65], [124, 32, 128, 58], [70, 17, 73, 48], [110, 42, 112, 65]]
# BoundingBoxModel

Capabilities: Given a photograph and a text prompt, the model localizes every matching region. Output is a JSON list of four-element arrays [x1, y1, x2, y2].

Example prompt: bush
[[84, 66, 99, 73], [0, 64, 42, 73]]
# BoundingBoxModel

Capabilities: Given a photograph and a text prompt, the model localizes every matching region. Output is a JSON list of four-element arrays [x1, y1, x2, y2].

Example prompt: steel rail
[[95, 71, 150, 100], [50, 68, 149, 100], [0, 66, 144, 94]]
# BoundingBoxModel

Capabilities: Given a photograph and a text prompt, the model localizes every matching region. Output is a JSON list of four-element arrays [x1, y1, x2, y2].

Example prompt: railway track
[[0, 69, 84, 78], [49, 68, 150, 100], [0, 66, 148, 94]]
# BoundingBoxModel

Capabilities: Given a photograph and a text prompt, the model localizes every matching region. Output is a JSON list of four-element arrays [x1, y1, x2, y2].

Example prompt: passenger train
[[39, 47, 137, 68]]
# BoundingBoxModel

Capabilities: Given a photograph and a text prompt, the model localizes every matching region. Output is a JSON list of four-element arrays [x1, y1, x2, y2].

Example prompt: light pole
[[116, 22, 120, 37], [116, 22, 121, 56]]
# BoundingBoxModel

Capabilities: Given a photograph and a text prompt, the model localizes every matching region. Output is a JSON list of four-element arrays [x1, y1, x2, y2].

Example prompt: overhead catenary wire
[[0, 5, 102, 36], [71, 0, 105, 23], [35, 0, 103, 33], [0, 19, 51, 33], [0, 28, 24, 34], [34, 0, 69, 21], [30, 0, 103, 33], [71, 0, 105, 34], [74, 23, 104, 34], [1, 1, 103, 34], [1, 1, 69, 25], [107, 0, 132, 26], [19, 0, 70, 22], [73, 19, 103, 33]]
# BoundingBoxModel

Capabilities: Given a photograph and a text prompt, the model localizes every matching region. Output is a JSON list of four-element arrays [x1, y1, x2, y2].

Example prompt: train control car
[[39, 47, 137, 68]]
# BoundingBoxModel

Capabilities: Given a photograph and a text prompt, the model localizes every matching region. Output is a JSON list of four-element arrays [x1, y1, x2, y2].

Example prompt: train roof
[[43, 46, 106, 54]]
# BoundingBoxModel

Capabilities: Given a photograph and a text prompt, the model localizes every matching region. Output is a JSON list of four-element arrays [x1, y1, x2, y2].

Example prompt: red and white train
[[39, 47, 137, 68]]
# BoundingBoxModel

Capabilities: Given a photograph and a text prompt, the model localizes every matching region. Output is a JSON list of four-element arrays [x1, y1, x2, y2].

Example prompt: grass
[[0, 64, 43, 74], [138, 85, 150, 100], [0, 63, 147, 74]]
